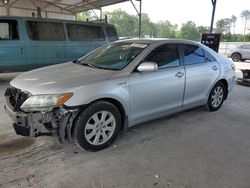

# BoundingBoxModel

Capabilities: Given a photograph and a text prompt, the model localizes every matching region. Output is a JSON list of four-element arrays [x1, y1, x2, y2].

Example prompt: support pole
[[138, 0, 142, 38], [130, 0, 142, 38], [100, 8, 102, 20], [210, 0, 217, 33]]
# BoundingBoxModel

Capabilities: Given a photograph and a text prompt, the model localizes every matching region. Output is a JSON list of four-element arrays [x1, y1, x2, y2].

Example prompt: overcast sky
[[102, 0, 250, 34]]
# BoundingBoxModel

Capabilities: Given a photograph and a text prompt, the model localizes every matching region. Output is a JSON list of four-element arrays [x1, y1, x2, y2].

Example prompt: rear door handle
[[212, 65, 219, 71], [175, 72, 184, 78]]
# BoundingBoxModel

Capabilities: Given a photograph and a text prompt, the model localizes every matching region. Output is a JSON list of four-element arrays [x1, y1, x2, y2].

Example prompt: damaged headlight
[[21, 93, 73, 112]]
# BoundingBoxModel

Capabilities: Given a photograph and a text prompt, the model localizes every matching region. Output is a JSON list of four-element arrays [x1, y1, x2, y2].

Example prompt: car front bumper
[[4, 97, 53, 137], [4, 87, 79, 142]]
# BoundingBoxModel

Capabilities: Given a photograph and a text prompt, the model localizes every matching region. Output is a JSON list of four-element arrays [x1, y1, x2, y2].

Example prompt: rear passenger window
[[66, 24, 105, 41], [106, 27, 119, 41], [144, 44, 180, 69], [183, 44, 206, 65], [204, 50, 216, 62], [242, 45, 250, 49], [0, 20, 19, 40], [26, 21, 65, 41]]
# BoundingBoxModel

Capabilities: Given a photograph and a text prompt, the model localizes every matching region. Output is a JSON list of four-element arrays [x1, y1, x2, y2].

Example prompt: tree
[[197, 26, 209, 34], [241, 10, 250, 36], [140, 13, 156, 37], [76, 11, 93, 21], [154, 21, 177, 38], [104, 9, 138, 37], [231, 15, 237, 34], [101, 9, 249, 42], [105, 9, 163, 38], [216, 18, 232, 34], [177, 21, 200, 41]]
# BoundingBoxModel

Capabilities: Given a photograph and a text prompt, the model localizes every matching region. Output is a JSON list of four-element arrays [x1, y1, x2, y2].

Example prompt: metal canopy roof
[[0, 0, 129, 15]]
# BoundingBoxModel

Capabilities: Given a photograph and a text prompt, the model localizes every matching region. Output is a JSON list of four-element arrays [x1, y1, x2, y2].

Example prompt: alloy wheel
[[211, 86, 224, 108], [84, 111, 116, 145]]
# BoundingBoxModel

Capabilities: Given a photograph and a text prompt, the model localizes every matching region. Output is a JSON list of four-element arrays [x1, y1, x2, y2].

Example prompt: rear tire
[[206, 82, 226, 111], [231, 53, 241, 62], [73, 101, 121, 151]]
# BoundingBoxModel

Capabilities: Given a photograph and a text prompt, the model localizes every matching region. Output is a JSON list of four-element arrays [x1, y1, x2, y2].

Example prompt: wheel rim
[[84, 111, 116, 146], [232, 54, 240, 62], [211, 86, 224, 108]]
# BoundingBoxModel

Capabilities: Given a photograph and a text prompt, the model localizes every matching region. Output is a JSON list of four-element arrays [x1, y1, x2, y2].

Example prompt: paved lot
[[0, 62, 250, 188]]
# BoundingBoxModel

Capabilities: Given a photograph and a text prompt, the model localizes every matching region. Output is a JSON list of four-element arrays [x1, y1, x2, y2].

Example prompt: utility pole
[[210, 0, 217, 33]]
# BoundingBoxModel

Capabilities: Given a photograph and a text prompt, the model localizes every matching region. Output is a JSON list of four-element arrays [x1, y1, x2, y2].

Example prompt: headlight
[[21, 93, 73, 112]]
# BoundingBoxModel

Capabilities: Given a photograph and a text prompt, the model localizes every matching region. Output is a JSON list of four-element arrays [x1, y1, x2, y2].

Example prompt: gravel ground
[[0, 62, 250, 188]]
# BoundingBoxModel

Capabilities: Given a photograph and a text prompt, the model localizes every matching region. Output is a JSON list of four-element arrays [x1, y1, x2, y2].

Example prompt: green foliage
[[177, 21, 200, 41], [76, 11, 93, 21], [197, 26, 209, 34], [105, 9, 138, 37], [100, 9, 249, 42], [154, 21, 177, 38], [215, 18, 232, 33], [241, 10, 250, 20], [221, 33, 250, 42], [241, 10, 250, 36]]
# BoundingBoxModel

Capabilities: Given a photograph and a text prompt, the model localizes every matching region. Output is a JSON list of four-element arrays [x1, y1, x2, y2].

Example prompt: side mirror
[[137, 62, 158, 72]]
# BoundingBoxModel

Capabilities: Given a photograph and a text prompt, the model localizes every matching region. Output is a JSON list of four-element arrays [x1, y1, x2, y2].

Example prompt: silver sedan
[[4, 39, 236, 151]]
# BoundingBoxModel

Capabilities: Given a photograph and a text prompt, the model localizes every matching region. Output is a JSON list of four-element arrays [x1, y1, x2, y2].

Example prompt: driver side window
[[144, 44, 180, 69]]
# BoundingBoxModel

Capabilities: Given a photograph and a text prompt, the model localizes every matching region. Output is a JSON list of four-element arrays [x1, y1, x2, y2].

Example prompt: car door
[[0, 19, 26, 72], [241, 45, 250, 59], [129, 43, 185, 122], [182, 44, 220, 107]]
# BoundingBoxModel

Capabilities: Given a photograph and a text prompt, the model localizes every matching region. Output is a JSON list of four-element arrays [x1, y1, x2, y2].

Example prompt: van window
[[0, 20, 19, 40], [106, 27, 119, 41], [183, 44, 206, 65], [66, 24, 105, 41], [26, 21, 65, 41]]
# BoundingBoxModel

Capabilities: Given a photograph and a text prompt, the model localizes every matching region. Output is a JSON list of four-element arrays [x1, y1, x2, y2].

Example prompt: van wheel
[[206, 82, 226, 111], [73, 101, 121, 151], [231, 53, 241, 62]]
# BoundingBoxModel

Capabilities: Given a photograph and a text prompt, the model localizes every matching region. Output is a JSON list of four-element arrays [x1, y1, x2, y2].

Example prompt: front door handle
[[175, 72, 184, 78], [212, 65, 219, 71]]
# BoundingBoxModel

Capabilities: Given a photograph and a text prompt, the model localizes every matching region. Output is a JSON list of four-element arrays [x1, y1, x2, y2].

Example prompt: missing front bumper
[[13, 123, 30, 136], [4, 101, 79, 143]]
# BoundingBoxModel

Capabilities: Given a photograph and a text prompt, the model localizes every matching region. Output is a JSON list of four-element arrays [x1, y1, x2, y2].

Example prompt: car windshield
[[77, 42, 148, 70]]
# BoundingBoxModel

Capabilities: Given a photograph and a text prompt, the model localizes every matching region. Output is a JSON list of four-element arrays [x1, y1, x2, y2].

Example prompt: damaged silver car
[[4, 39, 236, 151]]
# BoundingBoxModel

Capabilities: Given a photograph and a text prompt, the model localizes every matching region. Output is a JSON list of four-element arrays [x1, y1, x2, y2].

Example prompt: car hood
[[10, 62, 115, 94]]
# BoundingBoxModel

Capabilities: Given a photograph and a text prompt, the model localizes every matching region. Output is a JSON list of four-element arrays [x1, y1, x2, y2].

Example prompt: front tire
[[73, 101, 121, 151], [206, 82, 226, 111]]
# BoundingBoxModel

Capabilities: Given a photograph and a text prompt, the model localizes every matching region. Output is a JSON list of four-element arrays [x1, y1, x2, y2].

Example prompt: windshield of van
[[77, 42, 148, 70]]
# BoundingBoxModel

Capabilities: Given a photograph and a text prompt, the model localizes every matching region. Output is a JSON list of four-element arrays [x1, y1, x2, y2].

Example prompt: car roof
[[116, 38, 200, 45]]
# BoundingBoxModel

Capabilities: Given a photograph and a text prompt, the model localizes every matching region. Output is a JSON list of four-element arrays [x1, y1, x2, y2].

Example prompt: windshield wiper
[[75, 61, 118, 71], [81, 63, 100, 68], [73, 60, 97, 68], [72, 59, 81, 64]]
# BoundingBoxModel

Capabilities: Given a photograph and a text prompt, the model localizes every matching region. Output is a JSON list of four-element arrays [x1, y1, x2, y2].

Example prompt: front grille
[[5, 86, 29, 112]]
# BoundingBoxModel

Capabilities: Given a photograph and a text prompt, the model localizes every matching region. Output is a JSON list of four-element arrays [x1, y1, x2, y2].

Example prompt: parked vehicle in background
[[229, 44, 250, 62], [4, 39, 235, 151], [0, 16, 118, 72]]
